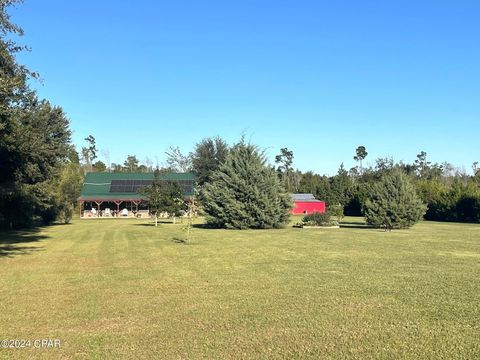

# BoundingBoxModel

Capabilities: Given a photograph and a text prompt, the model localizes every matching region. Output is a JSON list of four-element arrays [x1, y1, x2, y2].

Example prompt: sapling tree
[[139, 170, 186, 226], [181, 190, 198, 244]]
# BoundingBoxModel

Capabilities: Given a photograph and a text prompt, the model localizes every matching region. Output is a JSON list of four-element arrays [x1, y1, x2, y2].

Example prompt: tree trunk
[[173, 216, 176, 224], [155, 215, 158, 227]]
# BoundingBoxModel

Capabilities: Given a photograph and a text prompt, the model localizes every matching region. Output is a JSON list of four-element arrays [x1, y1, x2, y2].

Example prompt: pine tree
[[202, 141, 292, 229], [364, 170, 426, 230]]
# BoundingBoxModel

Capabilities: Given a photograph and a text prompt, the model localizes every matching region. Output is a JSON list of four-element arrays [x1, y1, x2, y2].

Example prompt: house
[[78, 172, 195, 218], [291, 193, 326, 215]]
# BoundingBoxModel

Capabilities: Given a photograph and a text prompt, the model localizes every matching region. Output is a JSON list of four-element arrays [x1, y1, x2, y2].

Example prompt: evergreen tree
[[329, 163, 354, 206], [191, 136, 228, 186], [364, 170, 426, 230], [202, 141, 292, 229]]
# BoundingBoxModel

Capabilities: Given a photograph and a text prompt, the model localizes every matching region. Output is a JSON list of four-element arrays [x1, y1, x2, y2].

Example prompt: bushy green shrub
[[302, 212, 337, 227], [420, 180, 480, 223], [364, 170, 426, 230]]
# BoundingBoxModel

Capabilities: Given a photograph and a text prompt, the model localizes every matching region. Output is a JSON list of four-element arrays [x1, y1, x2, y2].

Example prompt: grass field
[[1, 217, 479, 359]]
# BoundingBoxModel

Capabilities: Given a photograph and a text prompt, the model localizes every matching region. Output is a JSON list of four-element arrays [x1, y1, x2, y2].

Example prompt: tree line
[[91, 135, 479, 228], [0, 0, 81, 228], [1, 1, 478, 229], [89, 134, 479, 225]]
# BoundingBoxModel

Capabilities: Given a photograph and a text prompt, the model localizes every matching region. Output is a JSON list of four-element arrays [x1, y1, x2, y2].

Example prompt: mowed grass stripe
[[0, 218, 479, 359]]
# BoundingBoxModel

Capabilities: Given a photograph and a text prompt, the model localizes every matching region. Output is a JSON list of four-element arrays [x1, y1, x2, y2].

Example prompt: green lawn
[[1, 217, 479, 359]]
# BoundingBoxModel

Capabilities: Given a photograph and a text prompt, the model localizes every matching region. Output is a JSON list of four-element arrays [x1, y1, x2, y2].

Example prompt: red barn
[[291, 194, 326, 215]]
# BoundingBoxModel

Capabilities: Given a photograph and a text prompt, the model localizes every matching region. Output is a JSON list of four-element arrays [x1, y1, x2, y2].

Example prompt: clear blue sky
[[10, 0, 480, 175]]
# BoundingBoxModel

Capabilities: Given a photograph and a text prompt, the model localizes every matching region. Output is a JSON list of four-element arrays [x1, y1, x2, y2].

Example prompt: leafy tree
[[298, 171, 322, 194], [455, 193, 480, 223], [202, 140, 292, 229], [435, 180, 479, 222], [123, 155, 140, 172], [81, 135, 97, 167], [110, 163, 123, 172], [375, 157, 394, 173], [364, 170, 426, 230], [55, 162, 83, 223], [191, 136, 229, 186], [290, 169, 303, 193], [473, 162, 480, 185], [1, 97, 72, 227], [139, 170, 186, 226], [92, 160, 106, 172], [354, 146, 368, 173], [165, 146, 192, 172], [349, 166, 360, 178], [397, 161, 417, 176], [0, 0, 31, 227], [414, 178, 447, 220], [137, 164, 149, 172]]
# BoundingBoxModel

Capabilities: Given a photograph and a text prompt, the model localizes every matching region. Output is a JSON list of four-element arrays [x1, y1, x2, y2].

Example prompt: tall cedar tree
[[202, 141, 292, 229], [191, 137, 228, 186], [364, 170, 426, 230]]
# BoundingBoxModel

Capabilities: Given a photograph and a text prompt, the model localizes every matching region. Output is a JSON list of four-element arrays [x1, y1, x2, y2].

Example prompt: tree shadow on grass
[[339, 221, 371, 230], [192, 223, 211, 229], [172, 237, 188, 244], [132, 220, 180, 226], [0, 228, 48, 258]]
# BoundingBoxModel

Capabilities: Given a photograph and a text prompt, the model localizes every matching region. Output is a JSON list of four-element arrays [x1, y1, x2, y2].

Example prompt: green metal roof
[[79, 172, 195, 201]]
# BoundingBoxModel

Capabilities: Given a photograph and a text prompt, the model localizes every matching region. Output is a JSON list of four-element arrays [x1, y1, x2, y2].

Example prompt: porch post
[[114, 201, 122, 216], [133, 200, 141, 213], [95, 201, 103, 216]]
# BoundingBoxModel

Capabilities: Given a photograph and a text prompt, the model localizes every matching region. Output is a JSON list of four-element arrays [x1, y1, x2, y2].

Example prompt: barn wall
[[292, 201, 326, 214]]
